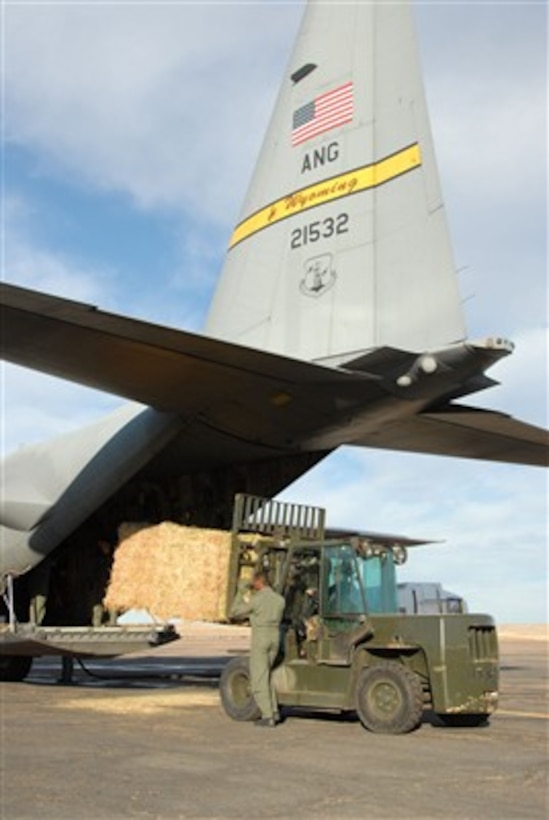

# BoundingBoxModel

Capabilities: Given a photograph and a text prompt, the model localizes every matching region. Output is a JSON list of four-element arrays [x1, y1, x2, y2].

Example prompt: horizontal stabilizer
[[0, 283, 383, 451], [0, 283, 373, 395], [2, 284, 546, 468], [353, 404, 549, 467]]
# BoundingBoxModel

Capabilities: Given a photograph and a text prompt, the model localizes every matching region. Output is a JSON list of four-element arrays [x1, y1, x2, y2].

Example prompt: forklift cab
[[280, 540, 400, 664]]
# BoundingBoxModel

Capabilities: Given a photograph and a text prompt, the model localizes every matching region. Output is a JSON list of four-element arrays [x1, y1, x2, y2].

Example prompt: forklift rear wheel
[[0, 655, 33, 682], [219, 657, 261, 721], [356, 662, 424, 734]]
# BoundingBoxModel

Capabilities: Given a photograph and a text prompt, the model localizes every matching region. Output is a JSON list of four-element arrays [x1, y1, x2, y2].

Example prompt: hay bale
[[104, 522, 234, 622]]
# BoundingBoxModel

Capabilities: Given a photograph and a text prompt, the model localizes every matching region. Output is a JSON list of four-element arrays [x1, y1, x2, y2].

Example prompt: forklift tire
[[219, 657, 261, 722], [356, 662, 424, 734], [0, 655, 33, 682]]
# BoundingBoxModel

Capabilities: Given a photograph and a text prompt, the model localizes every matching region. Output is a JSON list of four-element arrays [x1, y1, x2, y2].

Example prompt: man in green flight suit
[[230, 570, 285, 728]]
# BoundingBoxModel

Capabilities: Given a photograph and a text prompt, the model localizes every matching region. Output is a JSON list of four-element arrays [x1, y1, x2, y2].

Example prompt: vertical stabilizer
[[206, 0, 467, 363]]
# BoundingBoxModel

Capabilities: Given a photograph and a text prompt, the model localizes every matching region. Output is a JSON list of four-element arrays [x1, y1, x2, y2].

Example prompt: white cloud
[[4, 3, 302, 225], [1, 198, 125, 452], [419, 2, 546, 192], [3, 195, 112, 303], [1, 364, 122, 454], [427, 48, 545, 208]]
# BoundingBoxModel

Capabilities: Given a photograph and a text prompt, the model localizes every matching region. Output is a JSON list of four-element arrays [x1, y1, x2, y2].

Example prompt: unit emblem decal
[[300, 254, 336, 298]]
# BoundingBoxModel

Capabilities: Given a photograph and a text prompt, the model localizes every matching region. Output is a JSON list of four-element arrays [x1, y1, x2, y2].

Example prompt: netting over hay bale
[[104, 522, 234, 622]]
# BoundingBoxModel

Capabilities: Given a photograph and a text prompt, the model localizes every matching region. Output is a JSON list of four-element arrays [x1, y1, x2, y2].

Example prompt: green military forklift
[[220, 495, 499, 734]]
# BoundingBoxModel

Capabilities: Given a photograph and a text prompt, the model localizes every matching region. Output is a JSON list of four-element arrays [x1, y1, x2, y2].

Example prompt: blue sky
[[2, 0, 547, 623]]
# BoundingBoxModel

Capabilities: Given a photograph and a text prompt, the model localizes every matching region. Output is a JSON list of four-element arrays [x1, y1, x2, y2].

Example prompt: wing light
[[270, 392, 293, 407], [397, 354, 438, 388]]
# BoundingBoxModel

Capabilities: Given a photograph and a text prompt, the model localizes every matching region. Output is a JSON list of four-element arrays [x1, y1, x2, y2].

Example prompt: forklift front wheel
[[219, 657, 261, 722], [356, 662, 424, 734]]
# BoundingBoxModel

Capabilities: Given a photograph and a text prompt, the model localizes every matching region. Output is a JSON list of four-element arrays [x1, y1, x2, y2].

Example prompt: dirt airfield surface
[[1, 623, 547, 820]]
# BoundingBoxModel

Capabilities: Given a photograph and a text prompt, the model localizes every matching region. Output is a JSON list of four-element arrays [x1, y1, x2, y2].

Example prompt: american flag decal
[[292, 81, 353, 146]]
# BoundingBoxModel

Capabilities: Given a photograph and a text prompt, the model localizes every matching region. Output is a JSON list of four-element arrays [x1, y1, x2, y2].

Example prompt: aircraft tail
[[206, 0, 466, 364]]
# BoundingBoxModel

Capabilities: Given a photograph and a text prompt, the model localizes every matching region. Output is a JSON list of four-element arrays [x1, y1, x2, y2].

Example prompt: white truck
[[397, 582, 467, 615]]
